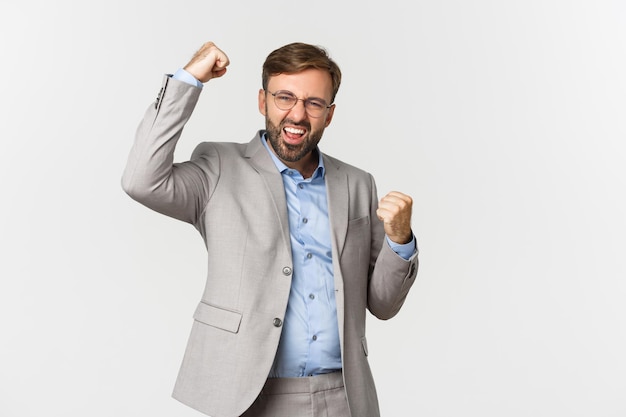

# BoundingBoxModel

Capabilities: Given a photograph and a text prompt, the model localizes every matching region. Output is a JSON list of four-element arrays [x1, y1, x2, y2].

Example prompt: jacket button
[[273, 318, 283, 327], [282, 267, 292, 276]]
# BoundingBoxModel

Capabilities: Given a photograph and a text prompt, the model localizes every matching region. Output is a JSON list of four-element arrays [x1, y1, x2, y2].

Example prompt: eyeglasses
[[267, 90, 332, 118]]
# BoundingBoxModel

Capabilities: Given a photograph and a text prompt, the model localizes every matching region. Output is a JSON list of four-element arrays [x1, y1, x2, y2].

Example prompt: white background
[[1, 1, 625, 416]]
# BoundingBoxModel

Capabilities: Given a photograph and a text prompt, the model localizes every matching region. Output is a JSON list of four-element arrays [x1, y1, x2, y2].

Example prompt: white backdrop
[[1, 1, 625, 416]]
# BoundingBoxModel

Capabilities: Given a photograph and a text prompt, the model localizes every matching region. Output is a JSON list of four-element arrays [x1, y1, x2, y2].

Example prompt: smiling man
[[122, 41, 419, 417]]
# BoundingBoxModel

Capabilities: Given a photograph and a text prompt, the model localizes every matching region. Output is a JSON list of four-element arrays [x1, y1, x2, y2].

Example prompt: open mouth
[[283, 126, 307, 144]]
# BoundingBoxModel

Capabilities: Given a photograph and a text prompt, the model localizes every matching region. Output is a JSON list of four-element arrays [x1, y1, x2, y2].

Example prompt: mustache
[[281, 119, 311, 130]]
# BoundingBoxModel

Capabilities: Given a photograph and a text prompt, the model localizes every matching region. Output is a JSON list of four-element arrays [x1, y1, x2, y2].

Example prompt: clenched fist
[[183, 42, 230, 83], [376, 191, 413, 244]]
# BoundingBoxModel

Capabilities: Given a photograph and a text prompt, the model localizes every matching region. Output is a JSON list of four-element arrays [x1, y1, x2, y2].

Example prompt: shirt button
[[306, 253, 312, 259], [312, 335, 317, 341], [273, 318, 283, 327], [302, 218, 308, 224], [309, 294, 315, 300], [299, 184, 304, 189], [282, 266, 292, 276]]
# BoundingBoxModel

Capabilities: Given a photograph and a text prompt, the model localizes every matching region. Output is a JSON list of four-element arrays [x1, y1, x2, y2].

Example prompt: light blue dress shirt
[[171, 69, 416, 378], [261, 137, 342, 377]]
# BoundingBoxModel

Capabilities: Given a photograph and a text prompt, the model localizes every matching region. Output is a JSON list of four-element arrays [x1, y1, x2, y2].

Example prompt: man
[[122, 41, 418, 417]]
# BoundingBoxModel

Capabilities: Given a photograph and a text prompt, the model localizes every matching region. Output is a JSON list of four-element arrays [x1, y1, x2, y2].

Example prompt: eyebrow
[[276, 90, 330, 103]]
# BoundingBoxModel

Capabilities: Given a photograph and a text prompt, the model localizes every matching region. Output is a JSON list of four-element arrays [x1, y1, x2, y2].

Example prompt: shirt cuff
[[172, 68, 203, 88], [387, 235, 417, 260]]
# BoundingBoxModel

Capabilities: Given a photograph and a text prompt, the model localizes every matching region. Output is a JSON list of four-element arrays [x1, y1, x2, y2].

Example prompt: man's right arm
[[121, 42, 230, 224]]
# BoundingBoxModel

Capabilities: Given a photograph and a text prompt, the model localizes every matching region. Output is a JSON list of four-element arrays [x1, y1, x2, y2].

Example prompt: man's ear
[[258, 89, 267, 116]]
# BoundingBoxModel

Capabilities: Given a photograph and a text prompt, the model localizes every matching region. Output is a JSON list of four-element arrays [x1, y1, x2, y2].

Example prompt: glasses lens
[[273, 92, 297, 110], [304, 99, 327, 118]]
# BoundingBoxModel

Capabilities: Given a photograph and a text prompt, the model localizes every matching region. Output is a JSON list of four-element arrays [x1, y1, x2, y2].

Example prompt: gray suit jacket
[[122, 76, 418, 417]]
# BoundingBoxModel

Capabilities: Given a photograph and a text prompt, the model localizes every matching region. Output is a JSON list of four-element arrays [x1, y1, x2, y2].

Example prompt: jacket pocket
[[348, 215, 370, 229], [193, 301, 242, 334]]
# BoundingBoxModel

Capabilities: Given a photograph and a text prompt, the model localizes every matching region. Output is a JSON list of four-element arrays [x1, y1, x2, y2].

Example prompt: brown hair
[[262, 42, 342, 104]]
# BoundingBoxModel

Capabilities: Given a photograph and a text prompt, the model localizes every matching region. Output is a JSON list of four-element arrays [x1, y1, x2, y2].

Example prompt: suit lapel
[[323, 154, 350, 262], [323, 153, 349, 353], [245, 132, 291, 252]]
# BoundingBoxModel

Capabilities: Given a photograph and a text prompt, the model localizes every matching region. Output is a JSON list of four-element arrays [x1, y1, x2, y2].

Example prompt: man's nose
[[288, 99, 308, 120]]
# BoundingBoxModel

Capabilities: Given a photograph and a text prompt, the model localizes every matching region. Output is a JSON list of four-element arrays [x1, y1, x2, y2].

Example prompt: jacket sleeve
[[121, 75, 212, 224], [367, 174, 419, 320]]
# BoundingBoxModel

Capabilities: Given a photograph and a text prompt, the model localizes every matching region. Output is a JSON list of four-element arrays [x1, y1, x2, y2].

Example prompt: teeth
[[284, 127, 305, 134]]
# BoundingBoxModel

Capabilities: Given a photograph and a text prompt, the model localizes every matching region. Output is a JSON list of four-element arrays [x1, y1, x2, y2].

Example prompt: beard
[[264, 114, 324, 163]]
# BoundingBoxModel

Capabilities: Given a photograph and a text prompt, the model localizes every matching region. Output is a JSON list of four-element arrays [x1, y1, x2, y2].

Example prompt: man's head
[[262, 42, 342, 104], [258, 43, 342, 173]]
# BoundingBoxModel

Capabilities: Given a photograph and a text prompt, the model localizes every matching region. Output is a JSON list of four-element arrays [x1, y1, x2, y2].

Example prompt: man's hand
[[376, 191, 413, 244], [183, 42, 230, 83]]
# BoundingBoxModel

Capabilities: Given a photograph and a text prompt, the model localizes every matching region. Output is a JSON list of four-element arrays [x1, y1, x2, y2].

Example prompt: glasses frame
[[266, 90, 332, 118]]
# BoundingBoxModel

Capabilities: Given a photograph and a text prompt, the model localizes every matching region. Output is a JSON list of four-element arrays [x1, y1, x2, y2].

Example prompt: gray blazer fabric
[[122, 76, 418, 417]]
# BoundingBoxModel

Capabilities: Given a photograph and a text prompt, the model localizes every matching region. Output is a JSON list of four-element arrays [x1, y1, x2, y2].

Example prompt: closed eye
[[276, 94, 296, 104], [306, 99, 327, 109]]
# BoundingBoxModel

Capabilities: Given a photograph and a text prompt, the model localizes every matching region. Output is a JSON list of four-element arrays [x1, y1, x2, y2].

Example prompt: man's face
[[258, 68, 335, 166]]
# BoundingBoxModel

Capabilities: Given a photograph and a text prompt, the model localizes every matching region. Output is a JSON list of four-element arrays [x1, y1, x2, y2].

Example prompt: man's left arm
[[368, 191, 419, 320]]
